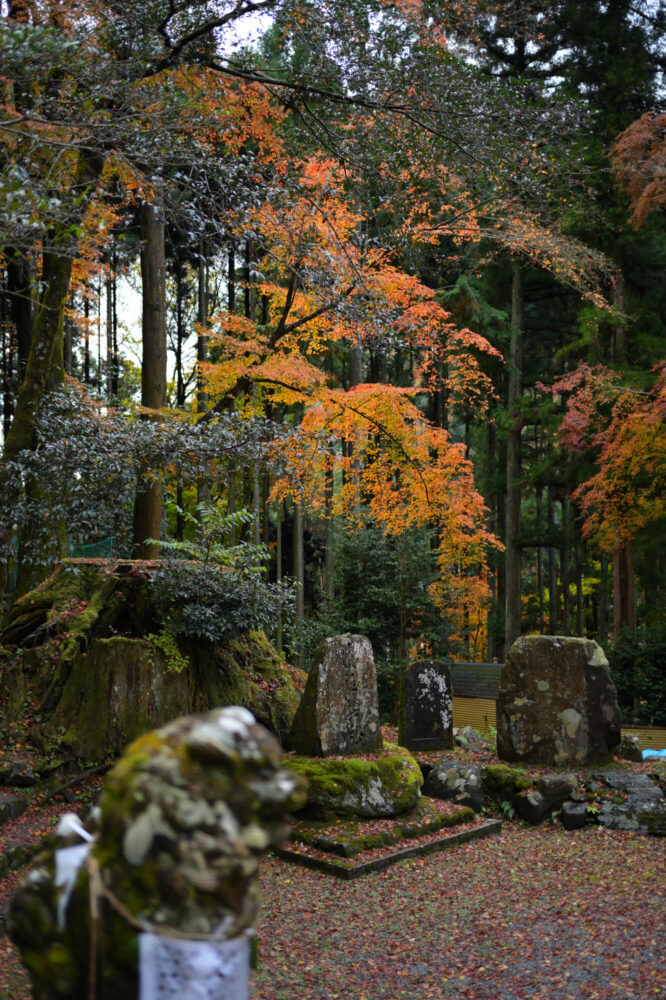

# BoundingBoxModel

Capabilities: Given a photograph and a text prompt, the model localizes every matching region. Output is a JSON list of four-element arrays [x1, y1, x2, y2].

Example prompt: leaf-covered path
[[1, 823, 664, 998], [254, 825, 665, 1000]]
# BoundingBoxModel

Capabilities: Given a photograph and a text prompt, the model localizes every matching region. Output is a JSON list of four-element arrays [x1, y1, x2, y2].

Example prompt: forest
[[0, 0, 665, 724]]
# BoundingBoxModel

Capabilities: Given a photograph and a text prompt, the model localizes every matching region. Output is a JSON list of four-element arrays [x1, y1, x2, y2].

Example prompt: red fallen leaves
[[255, 825, 666, 1000]]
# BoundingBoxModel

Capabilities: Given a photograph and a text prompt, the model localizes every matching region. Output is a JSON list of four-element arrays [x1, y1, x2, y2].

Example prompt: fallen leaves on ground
[[254, 824, 666, 1000]]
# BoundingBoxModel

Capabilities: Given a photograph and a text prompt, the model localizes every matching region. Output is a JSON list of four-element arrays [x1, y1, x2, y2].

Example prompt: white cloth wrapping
[[54, 843, 91, 930], [139, 932, 250, 1000]]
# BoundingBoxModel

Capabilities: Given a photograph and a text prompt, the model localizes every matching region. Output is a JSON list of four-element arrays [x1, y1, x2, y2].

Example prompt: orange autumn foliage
[[545, 363, 666, 551], [612, 111, 666, 227]]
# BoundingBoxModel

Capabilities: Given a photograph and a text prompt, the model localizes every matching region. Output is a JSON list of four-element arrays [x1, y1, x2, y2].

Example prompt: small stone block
[[560, 801, 588, 830]]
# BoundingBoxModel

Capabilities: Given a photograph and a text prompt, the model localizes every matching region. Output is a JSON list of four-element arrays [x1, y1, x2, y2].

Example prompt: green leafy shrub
[[606, 625, 666, 726], [149, 502, 295, 644]]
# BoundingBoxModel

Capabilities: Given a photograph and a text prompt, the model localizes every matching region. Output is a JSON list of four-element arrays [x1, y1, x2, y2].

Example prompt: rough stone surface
[[0, 563, 302, 762], [616, 734, 643, 763], [497, 635, 621, 766], [288, 634, 382, 757], [0, 761, 38, 787], [0, 792, 27, 827], [8, 707, 307, 999], [422, 760, 484, 813], [592, 769, 666, 836], [284, 744, 422, 819], [399, 660, 453, 752], [454, 725, 485, 748], [561, 801, 588, 830]]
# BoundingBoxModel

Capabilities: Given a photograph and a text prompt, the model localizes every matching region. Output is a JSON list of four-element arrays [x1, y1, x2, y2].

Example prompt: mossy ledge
[[283, 743, 423, 820], [0, 560, 301, 762]]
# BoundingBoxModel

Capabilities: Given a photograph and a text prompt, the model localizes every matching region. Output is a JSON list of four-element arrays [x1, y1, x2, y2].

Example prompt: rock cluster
[[289, 634, 382, 756], [497, 636, 621, 766], [9, 707, 306, 999]]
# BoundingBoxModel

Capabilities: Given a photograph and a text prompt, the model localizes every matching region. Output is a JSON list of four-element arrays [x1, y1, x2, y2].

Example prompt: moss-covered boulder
[[283, 743, 423, 820], [0, 560, 301, 761], [8, 707, 307, 999]]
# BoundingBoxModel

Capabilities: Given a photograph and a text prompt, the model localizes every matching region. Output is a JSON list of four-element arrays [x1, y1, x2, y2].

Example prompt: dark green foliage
[[291, 515, 450, 673], [149, 503, 295, 644], [607, 626, 666, 727]]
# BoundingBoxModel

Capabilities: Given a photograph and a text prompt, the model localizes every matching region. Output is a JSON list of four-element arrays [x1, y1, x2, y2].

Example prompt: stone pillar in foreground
[[9, 707, 306, 999]]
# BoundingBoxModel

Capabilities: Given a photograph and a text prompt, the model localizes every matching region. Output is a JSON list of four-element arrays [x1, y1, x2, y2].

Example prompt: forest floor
[[1, 821, 663, 999], [0, 732, 664, 999]]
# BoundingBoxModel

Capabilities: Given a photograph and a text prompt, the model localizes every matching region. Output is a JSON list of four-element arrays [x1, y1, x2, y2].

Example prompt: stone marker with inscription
[[399, 659, 454, 752], [288, 634, 383, 757]]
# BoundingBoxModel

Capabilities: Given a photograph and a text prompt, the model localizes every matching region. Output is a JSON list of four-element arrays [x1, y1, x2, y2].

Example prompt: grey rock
[[592, 769, 666, 836], [422, 759, 484, 812], [289, 634, 383, 756], [514, 775, 577, 825], [497, 636, 621, 766], [561, 801, 588, 830], [538, 773, 578, 809], [1, 763, 38, 787], [616, 735, 643, 763], [515, 790, 549, 825], [0, 792, 27, 827], [455, 725, 485, 748]]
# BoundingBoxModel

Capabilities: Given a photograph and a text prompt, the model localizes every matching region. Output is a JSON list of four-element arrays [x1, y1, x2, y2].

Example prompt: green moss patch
[[283, 743, 423, 820], [290, 798, 474, 857]]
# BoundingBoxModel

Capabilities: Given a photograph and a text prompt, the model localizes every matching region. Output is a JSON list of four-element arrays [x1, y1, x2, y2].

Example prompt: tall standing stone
[[497, 635, 621, 766], [288, 634, 383, 756], [399, 659, 453, 751]]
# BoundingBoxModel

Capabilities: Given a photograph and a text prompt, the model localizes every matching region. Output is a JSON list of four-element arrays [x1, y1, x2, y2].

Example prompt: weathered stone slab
[[399, 659, 453, 751], [288, 634, 383, 757], [497, 636, 621, 766]]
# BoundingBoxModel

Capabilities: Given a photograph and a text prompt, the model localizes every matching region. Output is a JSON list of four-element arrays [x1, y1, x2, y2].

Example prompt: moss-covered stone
[[9, 708, 307, 999], [481, 763, 532, 804], [284, 743, 423, 820], [0, 563, 302, 762]]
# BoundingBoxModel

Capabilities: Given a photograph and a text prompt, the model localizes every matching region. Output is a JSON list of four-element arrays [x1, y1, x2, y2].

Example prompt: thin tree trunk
[[276, 501, 283, 653], [561, 494, 570, 635], [613, 540, 635, 638], [293, 501, 304, 634], [504, 258, 524, 649], [598, 550, 609, 644], [132, 198, 167, 559], [548, 486, 558, 633]]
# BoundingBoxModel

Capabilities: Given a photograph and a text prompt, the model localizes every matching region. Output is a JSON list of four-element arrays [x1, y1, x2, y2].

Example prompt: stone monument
[[288, 634, 383, 756], [9, 707, 306, 999], [497, 635, 621, 766], [398, 658, 454, 751]]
